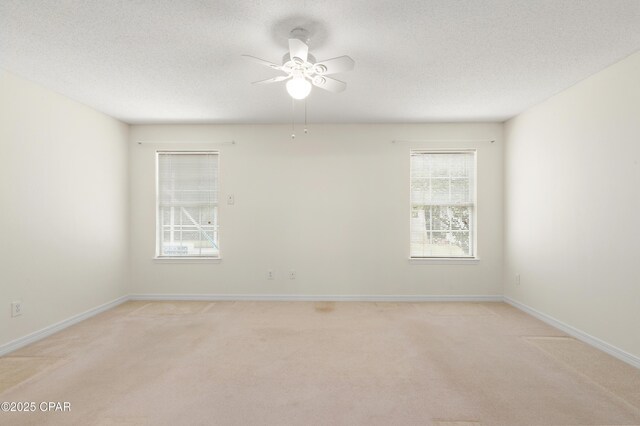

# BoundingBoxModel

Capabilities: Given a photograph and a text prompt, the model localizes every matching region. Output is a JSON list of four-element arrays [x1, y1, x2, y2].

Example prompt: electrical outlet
[[515, 274, 521, 286], [11, 301, 22, 317], [267, 270, 274, 280], [288, 270, 296, 280], [227, 194, 235, 205]]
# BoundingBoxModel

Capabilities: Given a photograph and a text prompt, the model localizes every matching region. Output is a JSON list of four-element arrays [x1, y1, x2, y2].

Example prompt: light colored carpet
[[1, 301, 639, 425]]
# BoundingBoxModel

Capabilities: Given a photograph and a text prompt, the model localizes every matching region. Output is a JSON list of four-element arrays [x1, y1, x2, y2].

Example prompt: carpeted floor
[[1, 301, 639, 425]]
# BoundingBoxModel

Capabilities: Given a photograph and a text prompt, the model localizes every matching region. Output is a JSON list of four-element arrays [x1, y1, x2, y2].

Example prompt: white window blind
[[157, 152, 219, 257], [410, 151, 475, 258]]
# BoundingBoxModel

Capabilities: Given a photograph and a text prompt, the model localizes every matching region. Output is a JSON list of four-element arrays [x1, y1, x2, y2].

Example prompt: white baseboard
[[0, 294, 500, 356], [0, 295, 129, 357], [129, 294, 504, 302], [4, 294, 637, 371], [504, 296, 640, 369]]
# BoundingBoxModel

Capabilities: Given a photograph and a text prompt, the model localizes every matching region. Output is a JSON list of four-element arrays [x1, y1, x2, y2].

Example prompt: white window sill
[[409, 257, 479, 265], [153, 257, 222, 264]]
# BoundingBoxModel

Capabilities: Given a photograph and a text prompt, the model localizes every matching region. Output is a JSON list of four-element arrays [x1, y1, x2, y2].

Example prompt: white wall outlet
[[267, 270, 274, 280], [11, 301, 22, 317], [515, 274, 521, 286], [227, 194, 235, 205], [288, 270, 296, 280]]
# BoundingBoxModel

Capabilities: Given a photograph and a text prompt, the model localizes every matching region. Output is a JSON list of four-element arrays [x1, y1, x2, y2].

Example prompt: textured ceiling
[[1, 0, 640, 124]]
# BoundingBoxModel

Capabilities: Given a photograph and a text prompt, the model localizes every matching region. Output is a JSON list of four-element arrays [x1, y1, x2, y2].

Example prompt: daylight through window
[[410, 151, 475, 258], [157, 152, 219, 257]]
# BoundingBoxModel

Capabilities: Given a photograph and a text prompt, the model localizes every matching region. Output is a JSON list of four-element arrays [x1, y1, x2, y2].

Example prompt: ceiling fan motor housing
[[282, 53, 316, 67]]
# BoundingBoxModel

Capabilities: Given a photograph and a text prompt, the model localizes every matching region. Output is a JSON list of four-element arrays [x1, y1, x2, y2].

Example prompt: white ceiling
[[1, 1, 639, 124]]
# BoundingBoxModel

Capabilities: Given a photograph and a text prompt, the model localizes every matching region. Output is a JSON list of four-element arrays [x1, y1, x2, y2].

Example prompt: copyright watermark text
[[1, 401, 71, 412]]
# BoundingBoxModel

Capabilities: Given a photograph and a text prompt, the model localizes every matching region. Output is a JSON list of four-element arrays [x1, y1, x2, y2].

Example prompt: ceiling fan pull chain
[[304, 99, 308, 134], [291, 99, 296, 139]]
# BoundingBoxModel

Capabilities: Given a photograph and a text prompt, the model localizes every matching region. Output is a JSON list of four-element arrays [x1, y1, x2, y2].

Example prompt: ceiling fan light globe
[[286, 76, 312, 100]]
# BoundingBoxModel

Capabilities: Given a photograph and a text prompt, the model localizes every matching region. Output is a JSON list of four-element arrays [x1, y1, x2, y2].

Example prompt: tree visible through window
[[410, 151, 475, 258], [157, 152, 219, 257]]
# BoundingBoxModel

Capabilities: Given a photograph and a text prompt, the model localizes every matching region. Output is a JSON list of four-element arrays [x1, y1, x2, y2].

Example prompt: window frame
[[409, 149, 478, 260], [155, 150, 221, 260]]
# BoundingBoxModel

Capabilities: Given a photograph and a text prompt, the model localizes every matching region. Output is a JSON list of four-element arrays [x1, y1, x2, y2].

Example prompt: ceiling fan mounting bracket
[[289, 27, 310, 44]]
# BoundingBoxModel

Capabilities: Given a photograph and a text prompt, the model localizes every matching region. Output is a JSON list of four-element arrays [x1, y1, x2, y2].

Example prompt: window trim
[[154, 150, 221, 260], [409, 149, 478, 260]]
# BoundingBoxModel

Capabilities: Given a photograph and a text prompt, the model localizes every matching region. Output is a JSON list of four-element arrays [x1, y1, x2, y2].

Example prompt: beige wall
[[504, 52, 640, 358], [4, 47, 638, 364], [3, 46, 638, 365], [0, 70, 129, 347], [129, 123, 503, 297]]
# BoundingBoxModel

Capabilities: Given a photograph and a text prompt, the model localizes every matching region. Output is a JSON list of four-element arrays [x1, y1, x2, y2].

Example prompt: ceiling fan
[[242, 28, 355, 100]]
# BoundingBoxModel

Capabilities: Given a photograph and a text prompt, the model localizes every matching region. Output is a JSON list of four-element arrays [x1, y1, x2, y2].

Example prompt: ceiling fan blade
[[251, 75, 290, 85], [241, 55, 282, 70], [312, 76, 346, 93], [314, 56, 355, 75], [288, 38, 308, 63]]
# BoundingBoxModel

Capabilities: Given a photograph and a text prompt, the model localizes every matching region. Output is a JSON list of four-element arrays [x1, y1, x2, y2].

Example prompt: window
[[156, 151, 219, 258], [410, 151, 476, 258]]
